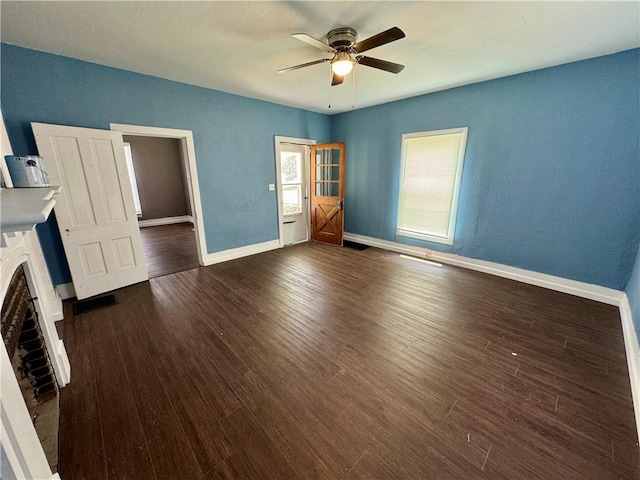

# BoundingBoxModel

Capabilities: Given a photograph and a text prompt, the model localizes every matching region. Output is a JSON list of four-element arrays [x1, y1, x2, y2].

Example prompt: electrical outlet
[[268, 183, 275, 191]]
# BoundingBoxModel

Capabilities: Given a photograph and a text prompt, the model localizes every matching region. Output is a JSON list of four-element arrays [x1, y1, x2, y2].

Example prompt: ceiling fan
[[278, 26, 406, 86]]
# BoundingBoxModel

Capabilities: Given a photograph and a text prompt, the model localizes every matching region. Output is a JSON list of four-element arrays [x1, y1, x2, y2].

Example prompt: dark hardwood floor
[[58, 242, 639, 479], [139, 222, 200, 278]]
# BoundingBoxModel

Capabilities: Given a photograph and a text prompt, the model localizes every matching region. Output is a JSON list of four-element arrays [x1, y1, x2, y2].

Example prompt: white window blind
[[397, 127, 468, 245]]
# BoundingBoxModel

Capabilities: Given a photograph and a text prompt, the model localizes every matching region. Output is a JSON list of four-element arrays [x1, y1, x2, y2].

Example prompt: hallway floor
[[139, 222, 200, 278]]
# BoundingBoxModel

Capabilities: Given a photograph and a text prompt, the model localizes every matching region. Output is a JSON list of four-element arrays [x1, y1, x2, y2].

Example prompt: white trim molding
[[619, 296, 640, 442], [23, 230, 64, 322], [1, 111, 15, 187], [109, 123, 208, 268], [138, 215, 193, 228], [203, 239, 280, 266], [1, 232, 70, 386], [1, 343, 55, 480], [56, 282, 76, 301], [397, 127, 468, 246], [344, 232, 623, 305], [344, 232, 640, 442], [274, 136, 315, 248], [1, 229, 70, 479]]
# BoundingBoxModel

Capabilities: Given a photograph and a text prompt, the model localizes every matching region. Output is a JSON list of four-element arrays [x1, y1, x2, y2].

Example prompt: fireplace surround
[[3, 263, 61, 470], [1, 194, 70, 479]]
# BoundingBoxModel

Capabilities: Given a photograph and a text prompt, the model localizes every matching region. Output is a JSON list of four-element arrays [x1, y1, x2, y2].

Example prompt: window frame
[[396, 127, 468, 246], [122, 142, 143, 216], [280, 151, 304, 217]]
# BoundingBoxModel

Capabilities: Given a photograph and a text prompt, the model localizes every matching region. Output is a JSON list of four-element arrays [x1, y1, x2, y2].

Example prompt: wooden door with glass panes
[[310, 143, 345, 245]]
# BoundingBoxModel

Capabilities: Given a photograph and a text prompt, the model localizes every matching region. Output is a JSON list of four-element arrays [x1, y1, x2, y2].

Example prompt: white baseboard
[[344, 232, 639, 442], [49, 297, 64, 322], [56, 282, 76, 301], [343, 232, 623, 305], [138, 215, 193, 228], [56, 237, 278, 291], [203, 239, 280, 266], [52, 338, 71, 387], [619, 296, 640, 443]]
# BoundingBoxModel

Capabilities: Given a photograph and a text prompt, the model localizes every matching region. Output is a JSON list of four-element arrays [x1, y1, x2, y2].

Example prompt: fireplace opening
[[2, 264, 60, 472]]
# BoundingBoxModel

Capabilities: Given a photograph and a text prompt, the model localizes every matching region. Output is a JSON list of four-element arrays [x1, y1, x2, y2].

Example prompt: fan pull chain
[[328, 66, 332, 109]]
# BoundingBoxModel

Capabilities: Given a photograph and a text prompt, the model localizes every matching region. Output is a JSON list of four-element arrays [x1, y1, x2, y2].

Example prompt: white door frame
[[110, 124, 208, 266], [274, 136, 315, 248]]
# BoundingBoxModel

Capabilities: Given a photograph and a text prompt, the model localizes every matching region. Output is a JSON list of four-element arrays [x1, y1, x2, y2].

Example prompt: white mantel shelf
[[1, 186, 61, 234]]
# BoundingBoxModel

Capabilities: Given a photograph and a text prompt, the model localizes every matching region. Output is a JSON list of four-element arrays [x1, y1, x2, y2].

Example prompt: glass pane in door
[[283, 184, 302, 215], [331, 149, 341, 164], [281, 153, 301, 184]]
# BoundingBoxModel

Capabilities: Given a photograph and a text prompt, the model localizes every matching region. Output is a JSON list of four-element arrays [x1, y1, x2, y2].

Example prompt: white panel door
[[32, 122, 148, 299]]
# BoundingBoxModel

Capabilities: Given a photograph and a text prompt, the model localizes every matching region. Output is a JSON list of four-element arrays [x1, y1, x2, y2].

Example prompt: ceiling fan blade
[[331, 73, 344, 86], [357, 56, 405, 74], [352, 26, 405, 53], [292, 33, 336, 53], [278, 58, 330, 73]]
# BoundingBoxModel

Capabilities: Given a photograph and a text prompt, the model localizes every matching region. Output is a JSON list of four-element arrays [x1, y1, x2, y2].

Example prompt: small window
[[281, 152, 303, 215], [396, 127, 468, 245], [123, 143, 143, 216]]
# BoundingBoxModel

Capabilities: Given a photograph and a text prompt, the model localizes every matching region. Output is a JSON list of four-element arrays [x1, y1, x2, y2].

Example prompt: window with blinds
[[396, 127, 468, 245]]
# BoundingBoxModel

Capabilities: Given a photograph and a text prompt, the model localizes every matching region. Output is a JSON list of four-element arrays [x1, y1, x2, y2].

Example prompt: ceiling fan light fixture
[[282, 26, 405, 85], [331, 52, 354, 76]]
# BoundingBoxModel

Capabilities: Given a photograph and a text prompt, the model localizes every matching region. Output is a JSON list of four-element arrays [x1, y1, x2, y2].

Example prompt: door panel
[[112, 237, 137, 268], [93, 139, 128, 222], [79, 242, 107, 277], [310, 143, 345, 245], [32, 123, 148, 299], [53, 137, 97, 227]]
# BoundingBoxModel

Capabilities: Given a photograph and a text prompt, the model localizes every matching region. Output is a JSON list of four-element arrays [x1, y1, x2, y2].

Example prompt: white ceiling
[[1, 1, 638, 114]]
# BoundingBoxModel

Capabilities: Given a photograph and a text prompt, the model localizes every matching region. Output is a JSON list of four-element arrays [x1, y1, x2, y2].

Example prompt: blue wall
[[1, 44, 330, 284], [2, 44, 639, 292], [332, 49, 640, 290], [627, 245, 640, 342]]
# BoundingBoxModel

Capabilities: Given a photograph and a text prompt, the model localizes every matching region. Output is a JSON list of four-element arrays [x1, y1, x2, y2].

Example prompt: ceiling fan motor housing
[[327, 27, 358, 49]]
